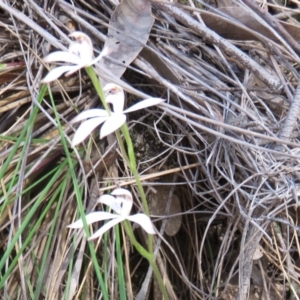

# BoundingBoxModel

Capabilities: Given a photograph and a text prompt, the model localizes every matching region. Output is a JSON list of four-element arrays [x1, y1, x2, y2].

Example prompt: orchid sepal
[[71, 117, 108, 146], [67, 211, 120, 229], [127, 214, 156, 234], [41, 65, 81, 83], [100, 113, 126, 139], [124, 98, 165, 114]]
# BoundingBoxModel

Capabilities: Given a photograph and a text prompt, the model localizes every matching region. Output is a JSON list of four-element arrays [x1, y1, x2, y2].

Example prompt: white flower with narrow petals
[[71, 84, 165, 146], [41, 31, 109, 83], [67, 188, 156, 240]]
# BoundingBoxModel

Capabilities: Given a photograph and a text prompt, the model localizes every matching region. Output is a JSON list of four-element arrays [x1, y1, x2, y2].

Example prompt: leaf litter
[[1, 0, 300, 299]]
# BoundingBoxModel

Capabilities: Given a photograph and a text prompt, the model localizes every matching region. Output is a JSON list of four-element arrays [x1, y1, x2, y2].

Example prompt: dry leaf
[[201, 7, 300, 42], [99, 0, 154, 79], [149, 186, 182, 236]]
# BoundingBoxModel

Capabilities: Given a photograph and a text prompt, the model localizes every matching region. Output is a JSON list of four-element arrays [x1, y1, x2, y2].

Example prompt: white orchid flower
[[67, 188, 156, 241], [71, 84, 165, 146], [41, 31, 109, 83]]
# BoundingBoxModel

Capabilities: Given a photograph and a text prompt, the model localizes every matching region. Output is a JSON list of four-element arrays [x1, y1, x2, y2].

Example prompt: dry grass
[[1, 0, 300, 299]]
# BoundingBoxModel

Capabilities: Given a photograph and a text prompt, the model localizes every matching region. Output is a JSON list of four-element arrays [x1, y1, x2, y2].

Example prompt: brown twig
[[278, 80, 300, 141], [243, 0, 300, 55], [151, 1, 282, 91]]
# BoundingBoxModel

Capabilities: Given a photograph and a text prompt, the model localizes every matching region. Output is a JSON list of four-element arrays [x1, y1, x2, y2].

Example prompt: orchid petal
[[43, 51, 83, 65], [69, 31, 93, 63], [104, 84, 125, 113], [101, 46, 112, 57], [98, 194, 123, 214], [88, 217, 125, 240], [100, 114, 126, 139], [72, 117, 108, 146], [71, 109, 109, 123], [111, 189, 133, 216], [67, 211, 119, 229], [91, 46, 112, 65], [111, 188, 132, 198], [106, 96, 124, 113], [41, 65, 78, 83], [91, 55, 103, 65], [127, 214, 156, 234], [69, 43, 92, 65], [98, 194, 121, 204], [69, 31, 92, 42], [124, 98, 165, 114], [120, 200, 132, 217]]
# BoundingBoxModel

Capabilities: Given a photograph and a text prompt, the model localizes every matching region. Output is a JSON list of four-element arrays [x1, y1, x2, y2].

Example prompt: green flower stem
[[85, 67, 168, 299], [120, 124, 153, 249], [85, 67, 131, 177], [85, 67, 109, 112], [123, 221, 169, 300]]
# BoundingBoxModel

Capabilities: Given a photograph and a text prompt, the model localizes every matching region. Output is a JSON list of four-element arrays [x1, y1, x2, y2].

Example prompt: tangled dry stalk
[[1, 0, 300, 299]]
